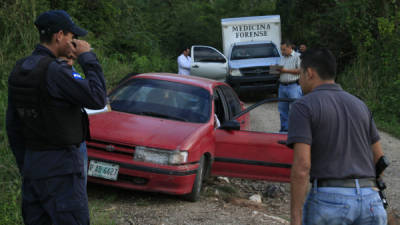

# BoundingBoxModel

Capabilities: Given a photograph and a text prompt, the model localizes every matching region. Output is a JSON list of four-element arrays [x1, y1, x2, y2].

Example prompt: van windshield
[[231, 43, 280, 60]]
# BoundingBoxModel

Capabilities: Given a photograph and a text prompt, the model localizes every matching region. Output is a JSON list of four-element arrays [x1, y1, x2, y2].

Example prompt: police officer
[[6, 10, 107, 225]]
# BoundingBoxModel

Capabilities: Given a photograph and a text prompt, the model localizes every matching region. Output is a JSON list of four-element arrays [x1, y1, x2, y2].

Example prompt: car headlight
[[230, 69, 242, 76], [134, 146, 188, 165]]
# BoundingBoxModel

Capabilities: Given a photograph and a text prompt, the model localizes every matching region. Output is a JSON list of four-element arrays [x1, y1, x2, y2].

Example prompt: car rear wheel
[[183, 155, 205, 202]]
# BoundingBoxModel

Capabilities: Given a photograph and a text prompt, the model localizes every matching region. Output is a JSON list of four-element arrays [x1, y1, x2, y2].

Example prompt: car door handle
[[277, 140, 287, 145], [192, 65, 199, 68]]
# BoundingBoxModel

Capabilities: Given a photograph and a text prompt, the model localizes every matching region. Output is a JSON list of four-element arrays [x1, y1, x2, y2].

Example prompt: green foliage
[[278, 0, 400, 138], [0, 1, 38, 221], [0, 139, 22, 224], [337, 4, 400, 138]]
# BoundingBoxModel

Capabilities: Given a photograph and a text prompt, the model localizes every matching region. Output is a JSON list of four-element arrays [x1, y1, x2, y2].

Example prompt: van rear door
[[190, 45, 228, 80]]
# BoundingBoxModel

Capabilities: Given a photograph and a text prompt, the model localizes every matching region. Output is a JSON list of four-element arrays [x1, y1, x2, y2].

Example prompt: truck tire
[[183, 155, 205, 202]]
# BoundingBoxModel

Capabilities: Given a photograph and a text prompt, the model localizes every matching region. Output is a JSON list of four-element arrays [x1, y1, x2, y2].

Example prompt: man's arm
[[47, 51, 107, 110], [372, 141, 384, 164], [178, 55, 191, 70], [6, 88, 26, 174], [281, 68, 300, 75], [290, 142, 311, 225], [279, 68, 300, 75]]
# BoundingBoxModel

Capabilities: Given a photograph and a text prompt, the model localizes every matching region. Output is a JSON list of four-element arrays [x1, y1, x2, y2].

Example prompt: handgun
[[375, 156, 389, 209]]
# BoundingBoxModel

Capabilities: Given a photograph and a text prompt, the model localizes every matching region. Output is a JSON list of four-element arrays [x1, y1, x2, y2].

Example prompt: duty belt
[[312, 178, 377, 188]]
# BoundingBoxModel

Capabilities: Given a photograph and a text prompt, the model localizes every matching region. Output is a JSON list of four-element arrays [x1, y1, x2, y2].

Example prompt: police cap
[[34, 10, 87, 37]]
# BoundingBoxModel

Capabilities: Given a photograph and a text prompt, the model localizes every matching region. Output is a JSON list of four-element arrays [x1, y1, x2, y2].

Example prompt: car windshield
[[230, 43, 280, 60], [109, 78, 211, 123]]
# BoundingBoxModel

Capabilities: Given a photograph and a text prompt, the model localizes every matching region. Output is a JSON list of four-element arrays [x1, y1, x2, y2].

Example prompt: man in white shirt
[[277, 41, 302, 132], [177, 47, 191, 75]]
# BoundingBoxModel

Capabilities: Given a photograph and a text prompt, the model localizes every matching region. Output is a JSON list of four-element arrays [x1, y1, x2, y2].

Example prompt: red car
[[86, 73, 293, 201]]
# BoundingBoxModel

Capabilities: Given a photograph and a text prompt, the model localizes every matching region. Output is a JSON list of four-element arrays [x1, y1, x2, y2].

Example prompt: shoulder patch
[[72, 71, 83, 80]]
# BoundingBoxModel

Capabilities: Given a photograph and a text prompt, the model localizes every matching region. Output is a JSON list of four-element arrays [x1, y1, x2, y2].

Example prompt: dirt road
[[88, 101, 400, 225]]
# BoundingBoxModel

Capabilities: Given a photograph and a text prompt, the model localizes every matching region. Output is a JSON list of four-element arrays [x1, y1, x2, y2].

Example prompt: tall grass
[[0, 1, 36, 223]]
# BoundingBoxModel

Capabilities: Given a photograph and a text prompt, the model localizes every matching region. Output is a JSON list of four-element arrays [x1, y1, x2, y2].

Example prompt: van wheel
[[183, 155, 205, 202]]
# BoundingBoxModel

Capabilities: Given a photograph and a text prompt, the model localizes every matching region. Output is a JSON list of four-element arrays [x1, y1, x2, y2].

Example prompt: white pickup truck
[[190, 15, 282, 94]]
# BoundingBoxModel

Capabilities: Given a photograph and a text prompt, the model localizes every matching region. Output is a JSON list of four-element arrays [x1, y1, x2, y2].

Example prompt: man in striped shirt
[[277, 41, 302, 132]]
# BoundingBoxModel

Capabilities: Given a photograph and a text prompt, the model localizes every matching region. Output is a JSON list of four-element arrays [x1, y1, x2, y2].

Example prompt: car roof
[[127, 73, 227, 92]]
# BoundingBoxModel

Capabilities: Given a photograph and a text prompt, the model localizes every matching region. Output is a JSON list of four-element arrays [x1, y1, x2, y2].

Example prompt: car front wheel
[[183, 155, 205, 202]]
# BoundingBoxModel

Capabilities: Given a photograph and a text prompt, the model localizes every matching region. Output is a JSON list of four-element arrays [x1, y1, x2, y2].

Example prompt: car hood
[[229, 57, 280, 69], [89, 111, 207, 150]]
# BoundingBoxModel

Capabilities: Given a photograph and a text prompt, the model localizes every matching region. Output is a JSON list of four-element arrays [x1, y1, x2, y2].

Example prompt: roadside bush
[[339, 10, 400, 137]]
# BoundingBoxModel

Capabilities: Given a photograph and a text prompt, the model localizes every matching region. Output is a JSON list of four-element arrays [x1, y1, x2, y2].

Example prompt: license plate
[[88, 160, 119, 181]]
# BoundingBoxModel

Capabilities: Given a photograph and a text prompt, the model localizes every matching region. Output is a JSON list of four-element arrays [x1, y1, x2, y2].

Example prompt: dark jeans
[[22, 173, 89, 225]]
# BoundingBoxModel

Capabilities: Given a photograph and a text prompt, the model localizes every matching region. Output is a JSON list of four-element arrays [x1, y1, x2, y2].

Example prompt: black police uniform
[[6, 44, 107, 225]]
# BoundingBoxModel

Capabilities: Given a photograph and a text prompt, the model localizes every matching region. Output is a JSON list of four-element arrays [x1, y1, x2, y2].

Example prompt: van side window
[[193, 47, 226, 63]]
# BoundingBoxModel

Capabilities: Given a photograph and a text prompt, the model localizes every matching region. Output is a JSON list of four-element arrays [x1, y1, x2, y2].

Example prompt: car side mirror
[[220, 120, 240, 130]]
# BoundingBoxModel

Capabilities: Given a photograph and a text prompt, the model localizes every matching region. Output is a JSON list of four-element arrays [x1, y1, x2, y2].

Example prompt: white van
[[190, 15, 282, 94]]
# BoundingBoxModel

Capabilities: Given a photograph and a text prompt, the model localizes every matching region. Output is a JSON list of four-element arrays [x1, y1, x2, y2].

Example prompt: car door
[[211, 99, 293, 183], [190, 45, 228, 80]]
